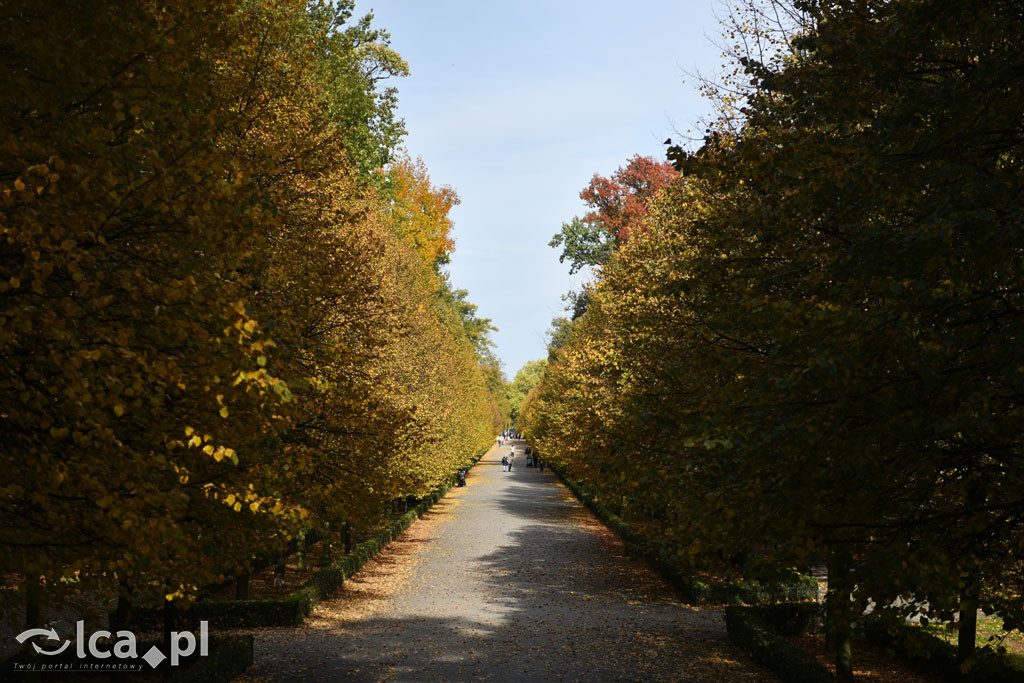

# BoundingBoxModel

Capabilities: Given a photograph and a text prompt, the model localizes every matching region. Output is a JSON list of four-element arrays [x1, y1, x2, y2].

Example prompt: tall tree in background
[[549, 155, 677, 275], [508, 359, 547, 423], [384, 152, 459, 271], [548, 155, 677, 323], [306, 0, 409, 180]]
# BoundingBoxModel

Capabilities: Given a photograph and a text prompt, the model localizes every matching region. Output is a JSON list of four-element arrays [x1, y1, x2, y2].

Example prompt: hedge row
[[862, 618, 1024, 683], [725, 604, 1024, 683], [132, 478, 459, 630], [546, 460, 817, 604], [725, 604, 833, 683]]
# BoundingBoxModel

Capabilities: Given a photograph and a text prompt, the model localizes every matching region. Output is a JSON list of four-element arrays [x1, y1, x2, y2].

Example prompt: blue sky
[[358, 0, 726, 376]]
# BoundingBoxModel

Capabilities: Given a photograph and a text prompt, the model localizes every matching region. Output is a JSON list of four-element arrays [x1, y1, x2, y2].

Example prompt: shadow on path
[[244, 446, 767, 682]]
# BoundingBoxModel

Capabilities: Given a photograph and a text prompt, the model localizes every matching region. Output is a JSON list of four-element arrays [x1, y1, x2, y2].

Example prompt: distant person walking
[[501, 455, 509, 472]]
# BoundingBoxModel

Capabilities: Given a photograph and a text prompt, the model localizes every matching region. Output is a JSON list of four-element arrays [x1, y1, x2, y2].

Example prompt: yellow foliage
[[384, 152, 459, 270]]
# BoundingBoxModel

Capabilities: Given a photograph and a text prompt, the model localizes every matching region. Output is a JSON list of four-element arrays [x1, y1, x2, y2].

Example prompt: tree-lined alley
[[2, 0, 1023, 680]]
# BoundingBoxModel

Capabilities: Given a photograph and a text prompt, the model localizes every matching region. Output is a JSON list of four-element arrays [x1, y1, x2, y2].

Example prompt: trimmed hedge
[[546, 460, 817, 605], [726, 605, 1024, 683], [725, 604, 833, 683], [130, 476, 462, 629], [862, 618, 1024, 683]]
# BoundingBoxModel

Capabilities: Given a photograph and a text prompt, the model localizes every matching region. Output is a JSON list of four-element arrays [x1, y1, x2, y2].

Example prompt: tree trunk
[[320, 522, 333, 566], [162, 597, 176, 655], [296, 531, 306, 573], [825, 553, 854, 683], [25, 576, 41, 630], [344, 521, 352, 555], [113, 578, 133, 631], [958, 485, 983, 671], [24, 576, 43, 683], [273, 555, 286, 588], [957, 582, 979, 670], [235, 570, 250, 600], [833, 615, 853, 683]]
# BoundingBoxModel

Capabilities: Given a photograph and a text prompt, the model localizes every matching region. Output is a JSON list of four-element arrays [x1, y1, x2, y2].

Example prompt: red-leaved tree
[[581, 154, 677, 241]]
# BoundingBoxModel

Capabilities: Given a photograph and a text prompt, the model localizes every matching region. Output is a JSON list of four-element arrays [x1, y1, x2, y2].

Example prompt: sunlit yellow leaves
[[0, 0, 503, 617], [383, 152, 458, 270]]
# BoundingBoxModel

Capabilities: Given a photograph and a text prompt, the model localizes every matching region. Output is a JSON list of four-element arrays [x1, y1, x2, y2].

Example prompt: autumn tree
[[0, 0, 294, 613], [671, 1, 1024, 672], [0, 0, 498, 627], [306, 0, 409, 181], [525, 1, 1024, 678], [508, 359, 547, 423], [549, 155, 677, 275], [383, 152, 459, 270]]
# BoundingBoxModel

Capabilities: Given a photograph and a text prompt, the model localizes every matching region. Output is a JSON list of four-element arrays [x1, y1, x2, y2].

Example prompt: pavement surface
[[238, 441, 772, 682]]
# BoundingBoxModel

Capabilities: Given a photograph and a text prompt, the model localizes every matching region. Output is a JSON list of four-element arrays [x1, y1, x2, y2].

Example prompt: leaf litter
[[235, 447, 773, 681]]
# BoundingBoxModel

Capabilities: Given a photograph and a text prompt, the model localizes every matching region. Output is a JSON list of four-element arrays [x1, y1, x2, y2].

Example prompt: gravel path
[[239, 442, 772, 682]]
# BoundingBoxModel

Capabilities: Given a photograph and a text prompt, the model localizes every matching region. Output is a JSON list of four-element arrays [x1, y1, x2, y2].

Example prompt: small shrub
[[760, 602, 819, 637], [862, 618, 1024, 683], [726, 605, 833, 683]]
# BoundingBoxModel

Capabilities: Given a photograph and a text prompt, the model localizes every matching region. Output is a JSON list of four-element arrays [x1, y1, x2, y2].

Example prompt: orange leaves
[[384, 152, 459, 270], [580, 155, 678, 242]]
